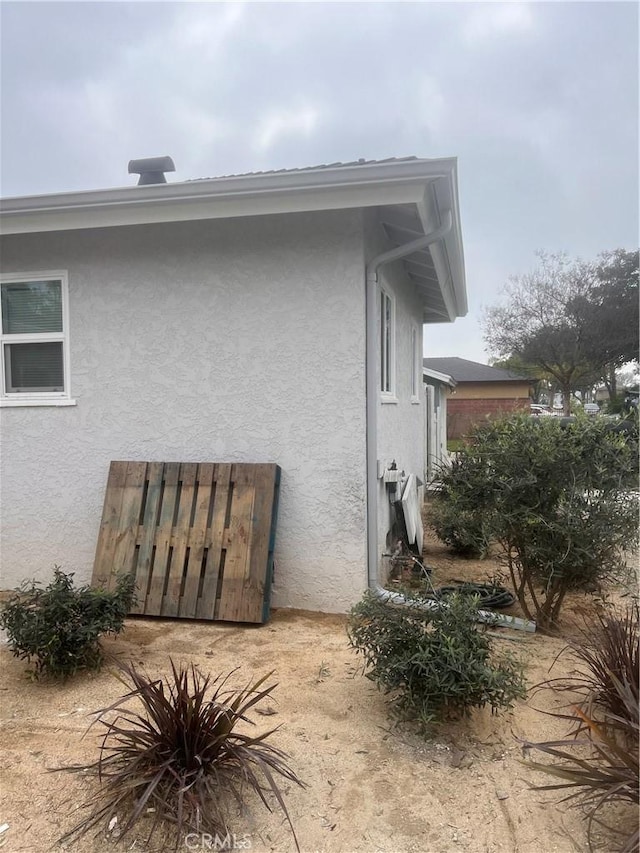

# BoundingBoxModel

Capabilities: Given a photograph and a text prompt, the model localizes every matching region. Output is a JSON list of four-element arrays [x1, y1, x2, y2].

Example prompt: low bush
[[0, 568, 135, 678], [522, 602, 639, 852], [348, 591, 526, 731], [59, 662, 304, 850]]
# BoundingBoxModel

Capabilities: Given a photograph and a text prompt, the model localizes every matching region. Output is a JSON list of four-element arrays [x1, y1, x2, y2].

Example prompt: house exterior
[[0, 157, 466, 614], [423, 365, 456, 481], [423, 357, 532, 441]]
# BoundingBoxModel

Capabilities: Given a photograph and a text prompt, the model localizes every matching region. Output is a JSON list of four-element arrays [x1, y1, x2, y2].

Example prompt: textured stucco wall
[[376, 260, 426, 566], [362, 211, 426, 579], [0, 211, 368, 613]]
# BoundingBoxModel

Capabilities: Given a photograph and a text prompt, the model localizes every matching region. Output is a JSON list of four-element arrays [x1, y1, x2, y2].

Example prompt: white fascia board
[[445, 160, 468, 316], [1, 182, 427, 235], [416, 161, 467, 321], [423, 366, 457, 388], [0, 158, 455, 235]]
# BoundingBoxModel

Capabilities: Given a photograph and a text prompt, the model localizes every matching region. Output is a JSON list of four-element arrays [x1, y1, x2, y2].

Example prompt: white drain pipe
[[364, 210, 535, 633]]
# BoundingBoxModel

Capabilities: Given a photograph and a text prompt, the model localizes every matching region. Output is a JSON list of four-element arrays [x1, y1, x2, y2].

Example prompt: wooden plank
[[236, 464, 277, 622], [146, 462, 180, 616], [217, 465, 256, 622], [163, 462, 198, 617], [180, 463, 214, 617], [196, 463, 231, 620], [111, 462, 147, 581], [261, 466, 281, 622], [129, 461, 164, 614], [91, 461, 129, 591]]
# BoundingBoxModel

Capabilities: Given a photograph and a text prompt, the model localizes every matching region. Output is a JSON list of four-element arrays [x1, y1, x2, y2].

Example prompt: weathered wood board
[[91, 461, 280, 623]]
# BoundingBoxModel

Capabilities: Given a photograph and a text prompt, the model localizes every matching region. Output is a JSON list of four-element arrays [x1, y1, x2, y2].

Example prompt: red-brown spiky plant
[[59, 661, 305, 850]]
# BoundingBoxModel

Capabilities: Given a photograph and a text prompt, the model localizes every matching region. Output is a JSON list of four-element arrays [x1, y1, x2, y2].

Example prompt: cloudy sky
[[1, 1, 637, 362]]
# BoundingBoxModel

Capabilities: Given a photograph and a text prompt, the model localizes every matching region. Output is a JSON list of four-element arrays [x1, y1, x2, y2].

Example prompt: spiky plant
[[522, 603, 640, 852], [521, 680, 639, 853], [537, 601, 639, 743], [58, 662, 304, 850], [567, 602, 639, 727]]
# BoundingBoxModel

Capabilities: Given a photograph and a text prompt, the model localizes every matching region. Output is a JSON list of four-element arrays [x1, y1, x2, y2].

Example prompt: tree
[[571, 249, 639, 398], [484, 252, 597, 415], [484, 250, 639, 414]]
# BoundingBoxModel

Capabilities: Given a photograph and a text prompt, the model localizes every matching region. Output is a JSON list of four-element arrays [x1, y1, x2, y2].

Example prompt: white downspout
[[364, 210, 535, 633]]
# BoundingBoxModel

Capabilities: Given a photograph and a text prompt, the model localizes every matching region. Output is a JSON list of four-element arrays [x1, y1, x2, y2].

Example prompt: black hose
[[427, 582, 516, 610]]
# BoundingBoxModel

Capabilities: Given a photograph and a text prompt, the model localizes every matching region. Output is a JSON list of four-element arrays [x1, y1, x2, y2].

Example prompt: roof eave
[[423, 367, 457, 388], [0, 158, 457, 235], [415, 160, 467, 322]]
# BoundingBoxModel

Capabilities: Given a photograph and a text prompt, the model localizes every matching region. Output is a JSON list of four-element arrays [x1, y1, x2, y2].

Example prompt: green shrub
[[428, 505, 490, 558], [0, 568, 135, 678], [430, 416, 639, 630], [428, 455, 493, 558], [348, 591, 526, 731], [59, 662, 304, 850]]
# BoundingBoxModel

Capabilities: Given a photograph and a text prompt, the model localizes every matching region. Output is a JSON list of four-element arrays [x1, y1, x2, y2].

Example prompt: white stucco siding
[[361, 209, 426, 578], [0, 210, 368, 613], [375, 260, 426, 565]]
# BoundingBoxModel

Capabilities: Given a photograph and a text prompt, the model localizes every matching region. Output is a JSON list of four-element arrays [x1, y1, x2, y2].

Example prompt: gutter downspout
[[364, 209, 535, 633]]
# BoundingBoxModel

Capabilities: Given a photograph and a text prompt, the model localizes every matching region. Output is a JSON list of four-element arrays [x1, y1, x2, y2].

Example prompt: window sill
[[380, 395, 398, 405], [0, 398, 77, 408], [410, 396, 421, 405]]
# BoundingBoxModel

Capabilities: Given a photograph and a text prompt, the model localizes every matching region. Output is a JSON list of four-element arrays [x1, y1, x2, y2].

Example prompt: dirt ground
[[0, 533, 636, 853]]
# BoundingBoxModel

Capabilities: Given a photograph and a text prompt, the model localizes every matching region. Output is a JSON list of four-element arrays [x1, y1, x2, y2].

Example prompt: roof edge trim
[[1, 157, 456, 217]]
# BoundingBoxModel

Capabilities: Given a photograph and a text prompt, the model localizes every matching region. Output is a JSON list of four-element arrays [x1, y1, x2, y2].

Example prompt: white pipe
[[363, 208, 536, 634], [376, 588, 536, 632]]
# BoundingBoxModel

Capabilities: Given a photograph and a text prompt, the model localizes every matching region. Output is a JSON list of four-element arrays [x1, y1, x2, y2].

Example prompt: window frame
[[380, 286, 397, 402], [0, 270, 75, 407]]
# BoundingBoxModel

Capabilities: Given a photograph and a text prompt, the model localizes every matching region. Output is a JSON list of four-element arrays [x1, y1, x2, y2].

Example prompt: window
[[380, 288, 396, 399], [0, 271, 73, 405], [411, 325, 421, 403]]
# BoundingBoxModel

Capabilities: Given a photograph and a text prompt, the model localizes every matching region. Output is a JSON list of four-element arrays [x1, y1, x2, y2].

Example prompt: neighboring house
[[423, 365, 456, 481], [422, 357, 532, 441], [0, 157, 466, 614]]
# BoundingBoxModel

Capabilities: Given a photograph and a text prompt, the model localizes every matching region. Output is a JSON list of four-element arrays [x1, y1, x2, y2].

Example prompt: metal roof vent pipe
[[128, 156, 176, 185]]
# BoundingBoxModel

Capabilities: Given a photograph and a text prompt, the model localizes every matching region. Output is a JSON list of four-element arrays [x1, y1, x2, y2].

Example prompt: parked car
[[530, 404, 553, 416], [583, 402, 600, 415]]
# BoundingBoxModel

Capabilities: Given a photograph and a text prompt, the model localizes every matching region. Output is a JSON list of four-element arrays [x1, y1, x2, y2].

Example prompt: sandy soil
[[0, 535, 635, 853]]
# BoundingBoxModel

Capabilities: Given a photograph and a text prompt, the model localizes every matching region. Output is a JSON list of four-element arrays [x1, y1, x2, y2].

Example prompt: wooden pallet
[[91, 461, 280, 623]]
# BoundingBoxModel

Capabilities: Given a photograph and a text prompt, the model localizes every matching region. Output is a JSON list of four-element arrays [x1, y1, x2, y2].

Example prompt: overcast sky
[[1, 1, 637, 362]]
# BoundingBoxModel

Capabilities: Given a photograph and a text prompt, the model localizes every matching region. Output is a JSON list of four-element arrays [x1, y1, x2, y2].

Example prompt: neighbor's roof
[[0, 156, 467, 321], [423, 357, 531, 383]]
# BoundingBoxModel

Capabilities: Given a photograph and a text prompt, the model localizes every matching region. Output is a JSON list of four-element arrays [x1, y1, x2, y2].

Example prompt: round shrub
[[348, 590, 526, 731], [0, 568, 136, 678]]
